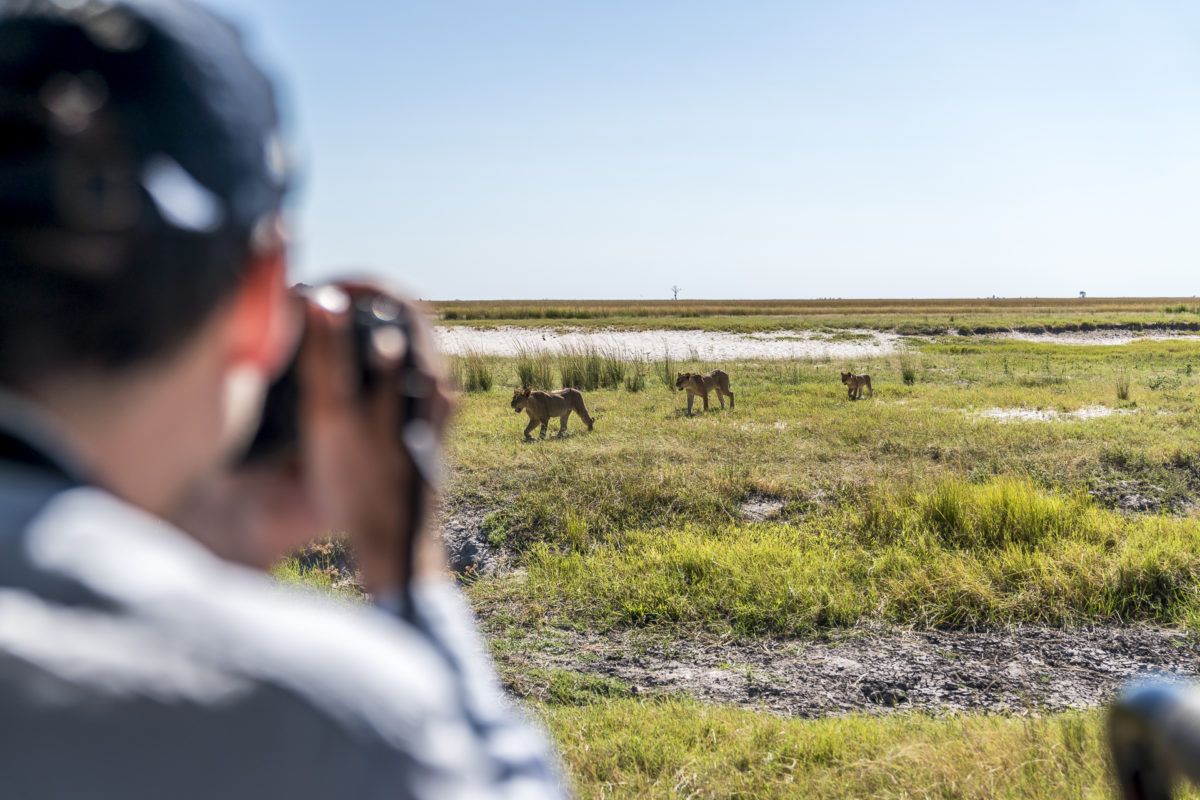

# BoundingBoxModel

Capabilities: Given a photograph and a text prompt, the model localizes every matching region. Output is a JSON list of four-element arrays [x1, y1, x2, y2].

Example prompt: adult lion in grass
[[510, 388, 595, 440], [841, 371, 873, 400], [675, 370, 735, 415]]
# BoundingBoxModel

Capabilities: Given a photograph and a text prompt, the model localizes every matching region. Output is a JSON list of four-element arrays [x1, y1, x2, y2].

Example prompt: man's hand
[[178, 285, 455, 596], [297, 285, 455, 596]]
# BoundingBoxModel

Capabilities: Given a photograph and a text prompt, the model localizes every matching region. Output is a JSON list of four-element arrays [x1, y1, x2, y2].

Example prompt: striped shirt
[[0, 410, 566, 799]]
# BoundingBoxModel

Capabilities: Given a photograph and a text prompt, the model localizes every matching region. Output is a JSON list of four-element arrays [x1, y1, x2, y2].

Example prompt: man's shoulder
[[15, 486, 461, 741]]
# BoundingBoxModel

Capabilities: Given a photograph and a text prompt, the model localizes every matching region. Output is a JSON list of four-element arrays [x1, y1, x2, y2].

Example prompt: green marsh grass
[[540, 699, 1180, 800], [485, 477, 1200, 635], [451, 337, 1200, 635], [435, 297, 1200, 342], [449, 339, 1200, 543]]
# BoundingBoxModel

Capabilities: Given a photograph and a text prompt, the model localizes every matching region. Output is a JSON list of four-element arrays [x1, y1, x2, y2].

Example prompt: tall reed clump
[[451, 349, 493, 393], [624, 359, 648, 392], [559, 344, 626, 390], [1116, 373, 1131, 401], [515, 344, 555, 389], [655, 347, 676, 389], [900, 360, 916, 385]]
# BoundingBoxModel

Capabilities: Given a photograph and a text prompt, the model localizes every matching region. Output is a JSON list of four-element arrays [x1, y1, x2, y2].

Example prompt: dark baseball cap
[[0, 0, 291, 267]]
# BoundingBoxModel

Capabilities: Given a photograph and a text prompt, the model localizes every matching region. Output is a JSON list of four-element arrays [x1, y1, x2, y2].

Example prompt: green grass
[[539, 698, 1200, 799], [446, 336, 1200, 637], [271, 558, 364, 603], [448, 339, 1200, 544], [480, 478, 1200, 635]]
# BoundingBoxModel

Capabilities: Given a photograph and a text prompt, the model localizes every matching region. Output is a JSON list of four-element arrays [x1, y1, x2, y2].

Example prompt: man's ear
[[224, 244, 298, 377]]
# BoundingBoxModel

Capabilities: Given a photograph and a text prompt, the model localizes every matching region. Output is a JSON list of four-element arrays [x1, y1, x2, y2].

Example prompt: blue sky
[[205, 0, 1200, 300]]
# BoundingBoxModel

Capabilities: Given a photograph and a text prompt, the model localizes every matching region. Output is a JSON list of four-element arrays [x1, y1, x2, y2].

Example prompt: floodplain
[[297, 298, 1200, 798]]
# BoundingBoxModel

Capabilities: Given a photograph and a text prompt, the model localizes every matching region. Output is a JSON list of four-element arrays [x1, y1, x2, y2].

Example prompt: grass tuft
[[451, 348, 493, 392], [515, 344, 555, 389], [623, 359, 648, 392], [559, 344, 627, 391], [654, 348, 677, 390]]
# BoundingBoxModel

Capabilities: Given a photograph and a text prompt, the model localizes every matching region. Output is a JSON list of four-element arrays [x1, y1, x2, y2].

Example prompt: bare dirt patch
[[435, 504, 506, 576], [435, 326, 903, 361], [510, 625, 1200, 717], [1089, 480, 1168, 514], [739, 493, 787, 522]]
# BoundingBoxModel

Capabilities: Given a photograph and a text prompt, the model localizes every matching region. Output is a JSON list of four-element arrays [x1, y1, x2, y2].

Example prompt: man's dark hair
[[0, 0, 290, 386]]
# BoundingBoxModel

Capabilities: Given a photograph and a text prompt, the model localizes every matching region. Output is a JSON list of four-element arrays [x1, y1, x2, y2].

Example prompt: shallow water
[[995, 330, 1200, 346], [434, 326, 903, 361], [973, 405, 1135, 422]]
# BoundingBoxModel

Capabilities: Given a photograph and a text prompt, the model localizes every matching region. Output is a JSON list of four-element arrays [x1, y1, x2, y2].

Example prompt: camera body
[[239, 285, 414, 466]]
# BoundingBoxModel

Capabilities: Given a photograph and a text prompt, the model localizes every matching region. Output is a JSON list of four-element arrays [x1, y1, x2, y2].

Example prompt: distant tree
[[671, 285, 682, 301], [1079, 291, 1087, 298]]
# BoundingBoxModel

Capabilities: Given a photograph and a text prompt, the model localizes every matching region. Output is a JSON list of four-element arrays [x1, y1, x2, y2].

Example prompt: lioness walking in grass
[[511, 388, 595, 439], [675, 370, 735, 415], [841, 371, 873, 400]]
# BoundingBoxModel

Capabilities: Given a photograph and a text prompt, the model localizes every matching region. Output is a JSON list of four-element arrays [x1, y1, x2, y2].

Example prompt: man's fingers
[[298, 299, 357, 419]]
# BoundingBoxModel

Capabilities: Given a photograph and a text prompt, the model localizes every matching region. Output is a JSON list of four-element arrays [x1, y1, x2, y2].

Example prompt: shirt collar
[[0, 389, 92, 485]]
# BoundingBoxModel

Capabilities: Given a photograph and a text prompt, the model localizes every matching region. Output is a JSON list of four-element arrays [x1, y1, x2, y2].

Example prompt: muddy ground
[[432, 506, 1200, 716], [504, 624, 1200, 717]]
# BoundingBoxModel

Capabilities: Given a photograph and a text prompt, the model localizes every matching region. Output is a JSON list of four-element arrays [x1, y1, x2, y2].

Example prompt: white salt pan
[[435, 326, 903, 361]]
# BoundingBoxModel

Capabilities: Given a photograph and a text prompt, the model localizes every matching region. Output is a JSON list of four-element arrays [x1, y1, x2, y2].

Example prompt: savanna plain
[[284, 298, 1200, 799]]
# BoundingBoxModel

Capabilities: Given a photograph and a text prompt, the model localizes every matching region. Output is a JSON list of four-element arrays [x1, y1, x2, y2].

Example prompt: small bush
[[900, 362, 916, 385], [1146, 374, 1181, 392], [1115, 374, 1131, 401]]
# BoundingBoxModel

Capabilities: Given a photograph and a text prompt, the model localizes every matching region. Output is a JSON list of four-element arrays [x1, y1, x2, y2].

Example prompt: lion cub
[[510, 388, 595, 440], [840, 371, 873, 400], [675, 370, 735, 415]]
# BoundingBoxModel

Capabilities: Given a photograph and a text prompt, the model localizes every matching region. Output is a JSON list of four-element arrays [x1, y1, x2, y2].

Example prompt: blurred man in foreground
[[0, 1, 565, 797]]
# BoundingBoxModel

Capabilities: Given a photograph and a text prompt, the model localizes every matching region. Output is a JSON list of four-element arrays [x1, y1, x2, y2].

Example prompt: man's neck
[[18, 346, 228, 520]]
